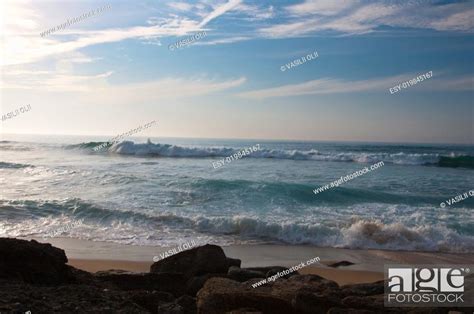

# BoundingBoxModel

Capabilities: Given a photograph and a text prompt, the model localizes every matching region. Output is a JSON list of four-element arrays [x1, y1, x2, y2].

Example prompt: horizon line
[[1, 132, 473, 146]]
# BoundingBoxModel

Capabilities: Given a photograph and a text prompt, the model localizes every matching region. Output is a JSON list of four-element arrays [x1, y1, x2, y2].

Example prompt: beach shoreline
[[3, 237, 473, 313], [23, 237, 473, 285]]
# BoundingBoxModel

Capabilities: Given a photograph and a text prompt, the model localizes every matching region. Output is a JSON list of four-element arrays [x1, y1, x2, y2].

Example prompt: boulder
[[328, 308, 376, 314], [0, 238, 73, 285], [197, 278, 293, 314], [265, 266, 298, 279], [245, 266, 298, 279], [341, 295, 385, 310], [227, 266, 265, 282], [292, 292, 341, 314], [0, 281, 149, 313], [150, 244, 229, 279], [226, 257, 242, 268], [95, 271, 187, 295], [227, 308, 263, 314], [129, 290, 175, 312], [158, 295, 196, 314], [327, 261, 355, 268], [270, 274, 340, 300], [340, 280, 384, 297], [198, 274, 341, 314], [186, 273, 228, 296]]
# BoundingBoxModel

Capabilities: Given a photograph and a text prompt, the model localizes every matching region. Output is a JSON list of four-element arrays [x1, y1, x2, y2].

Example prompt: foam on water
[[2, 136, 473, 253], [68, 140, 472, 167], [1, 199, 472, 252]]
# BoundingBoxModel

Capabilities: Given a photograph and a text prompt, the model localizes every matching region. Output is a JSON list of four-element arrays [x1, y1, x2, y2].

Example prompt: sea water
[[1, 134, 473, 252]]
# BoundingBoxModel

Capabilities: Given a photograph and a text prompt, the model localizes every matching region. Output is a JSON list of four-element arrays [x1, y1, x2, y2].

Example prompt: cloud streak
[[260, 0, 474, 38], [238, 74, 473, 99], [1, 0, 243, 66]]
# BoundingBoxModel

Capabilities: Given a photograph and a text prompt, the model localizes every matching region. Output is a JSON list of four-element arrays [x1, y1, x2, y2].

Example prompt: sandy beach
[[28, 237, 473, 286]]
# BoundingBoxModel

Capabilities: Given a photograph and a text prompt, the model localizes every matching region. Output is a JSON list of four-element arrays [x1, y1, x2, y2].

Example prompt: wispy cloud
[[167, 2, 194, 12], [3, 0, 473, 67], [429, 9, 474, 32], [195, 36, 251, 46], [198, 0, 242, 27], [80, 77, 247, 106], [260, 0, 474, 38], [1, 0, 243, 66], [287, 0, 358, 17], [238, 74, 473, 99], [1, 60, 246, 98]]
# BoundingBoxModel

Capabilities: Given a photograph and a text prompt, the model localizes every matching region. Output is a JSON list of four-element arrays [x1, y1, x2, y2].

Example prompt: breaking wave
[[66, 140, 474, 168], [0, 161, 33, 169], [1, 199, 472, 252]]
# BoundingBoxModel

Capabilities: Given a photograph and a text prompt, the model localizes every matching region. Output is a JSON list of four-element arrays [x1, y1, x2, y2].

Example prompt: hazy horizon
[[3, 131, 474, 146]]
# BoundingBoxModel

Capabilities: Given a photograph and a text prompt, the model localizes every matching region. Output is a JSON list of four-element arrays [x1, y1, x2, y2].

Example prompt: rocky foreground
[[0, 238, 469, 313]]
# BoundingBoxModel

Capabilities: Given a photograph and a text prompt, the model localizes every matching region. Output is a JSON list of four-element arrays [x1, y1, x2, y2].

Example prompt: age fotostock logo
[[385, 265, 472, 307]]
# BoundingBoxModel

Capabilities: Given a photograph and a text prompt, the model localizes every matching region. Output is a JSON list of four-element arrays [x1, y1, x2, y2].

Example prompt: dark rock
[[176, 295, 197, 314], [197, 278, 293, 314], [341, 295, 385, 310], [2, 239, 445, 313], [327, 261, 355, 268], [328, 308, 376, 314], [227, 308, 263, 314], [340, 280, 385, 297], [0, 238, 73, 285], [270, 274, 340, 300], [158, 301, 185, 314], [0, 281, 149, 313], [95, 271, 187, 295], [406, 309, 449, 314], [151, 244, 229, 279], [158, 295, 196, 314], [130, 290, 175, 312], [265, 266, 297, 279], [243, 266, 298, 280], [226, 257, 242, 268], [197, 274, 341, 314], [95, 269, 132, 276], [186, 273, 227, 296], [291, 291, 341, 314], [227, 266, 265, 282]]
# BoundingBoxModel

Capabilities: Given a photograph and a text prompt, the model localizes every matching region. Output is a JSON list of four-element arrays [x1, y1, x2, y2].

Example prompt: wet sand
[[37, 237, 473, 286]]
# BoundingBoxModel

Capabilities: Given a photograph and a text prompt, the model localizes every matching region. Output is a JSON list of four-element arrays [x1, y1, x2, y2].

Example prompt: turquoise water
[[1, 134, 473, 252]]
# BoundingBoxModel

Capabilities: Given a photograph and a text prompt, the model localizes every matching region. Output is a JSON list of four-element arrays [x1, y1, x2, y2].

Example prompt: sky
[[0, 0, 473, 144]]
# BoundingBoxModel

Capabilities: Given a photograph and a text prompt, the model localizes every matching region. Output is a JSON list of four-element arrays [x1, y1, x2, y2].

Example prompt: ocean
[[1, 134, 473, 253]]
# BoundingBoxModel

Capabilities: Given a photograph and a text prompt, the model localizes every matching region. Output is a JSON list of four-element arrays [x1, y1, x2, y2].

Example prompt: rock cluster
[[0, 238, 463, 313]]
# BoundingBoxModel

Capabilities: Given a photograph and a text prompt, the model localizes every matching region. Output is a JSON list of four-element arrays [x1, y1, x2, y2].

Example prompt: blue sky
[[1, 0, 473, 143]]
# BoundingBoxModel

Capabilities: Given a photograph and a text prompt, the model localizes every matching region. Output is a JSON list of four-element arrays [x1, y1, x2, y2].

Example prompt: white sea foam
[[105, 140, 448, 165], [2, 205, 472, 252]]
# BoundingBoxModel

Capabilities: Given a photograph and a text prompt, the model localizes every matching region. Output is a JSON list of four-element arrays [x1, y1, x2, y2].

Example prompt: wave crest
[[1, 199, 472, 252], [0, 161, 33, 169], [68, 140, 473, 167]]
